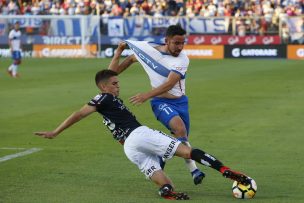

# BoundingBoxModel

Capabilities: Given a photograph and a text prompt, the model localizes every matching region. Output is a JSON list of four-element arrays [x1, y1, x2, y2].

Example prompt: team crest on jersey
[[158, 103, 168, 111], [103, 118, 115, 130], [93, 94, 102, 101]]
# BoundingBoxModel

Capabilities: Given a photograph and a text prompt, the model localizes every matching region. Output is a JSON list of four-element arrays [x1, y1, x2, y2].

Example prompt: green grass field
[[0, 58, 303, 203]]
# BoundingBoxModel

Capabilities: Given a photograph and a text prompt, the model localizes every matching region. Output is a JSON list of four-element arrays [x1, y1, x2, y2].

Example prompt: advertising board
[[225, 45, 286, 58], [33, 45, 97, 58], [184, 45, 224, 59], [287, 45, 304, 60]]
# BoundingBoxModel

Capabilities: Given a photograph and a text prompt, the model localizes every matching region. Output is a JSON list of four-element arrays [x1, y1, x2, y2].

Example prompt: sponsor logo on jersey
[[158, 103, 168, 111], [126, 41, 171, 77], [145, 165, 157, 177], [94, 94, 101, 100], [163, 140, 177, 159]]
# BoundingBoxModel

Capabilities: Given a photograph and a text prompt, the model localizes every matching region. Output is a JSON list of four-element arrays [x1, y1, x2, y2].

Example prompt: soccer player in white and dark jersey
[[35, 70, 251, 200], [7, 21, 22, 78], [109, 24, 205, 185]]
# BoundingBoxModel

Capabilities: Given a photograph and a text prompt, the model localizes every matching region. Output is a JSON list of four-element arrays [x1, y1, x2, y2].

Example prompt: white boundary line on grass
[[0, 147, 26, 150], [0, 148, 42, 163]]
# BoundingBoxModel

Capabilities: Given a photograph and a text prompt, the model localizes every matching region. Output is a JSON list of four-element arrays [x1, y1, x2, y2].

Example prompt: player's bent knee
[[14, 60, 21, 65], [171, 125, 187, 137], [169, 117, 187, 137], [174, 143, 191, 159]]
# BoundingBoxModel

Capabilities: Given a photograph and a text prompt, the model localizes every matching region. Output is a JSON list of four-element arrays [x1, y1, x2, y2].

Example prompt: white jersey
[[9, 29, 21, 51], [126, 40, 189, 97]]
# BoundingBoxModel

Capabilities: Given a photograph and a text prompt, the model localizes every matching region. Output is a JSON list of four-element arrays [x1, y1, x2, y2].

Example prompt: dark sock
[[190, 148, 225, 172], [159, 184, 174, 196]]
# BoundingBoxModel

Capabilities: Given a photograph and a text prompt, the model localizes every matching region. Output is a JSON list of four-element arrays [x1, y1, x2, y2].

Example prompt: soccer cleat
[[223, 169, 251, 185], [191, 169, 205, 185], [159, 184, 190, 200], [161, 191, 190, 200]]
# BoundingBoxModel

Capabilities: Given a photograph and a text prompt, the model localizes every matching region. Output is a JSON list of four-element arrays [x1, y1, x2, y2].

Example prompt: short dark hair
[[165, 24, 186, 37], [95, 69, 118, 86]]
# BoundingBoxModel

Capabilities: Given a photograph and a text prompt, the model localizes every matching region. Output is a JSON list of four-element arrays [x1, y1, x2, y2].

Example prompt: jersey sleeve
[[171, 53, 189, 79], [8, 30, 14, 40], [88, 94, 108, 108]]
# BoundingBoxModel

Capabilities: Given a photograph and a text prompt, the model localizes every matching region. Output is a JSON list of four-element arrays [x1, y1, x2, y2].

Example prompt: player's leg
[[169, 116, 205, 185], [123, 128, 189, 200], [151, 170, 189, 200], [173, 105, 206, 184], [8, 51, 21, 78], [7, 52, 15, 77], [13, 51, 21, 77], [141, 128, 190, 200], [144, 157, 189, 200], [150, 97, 205, 185], [174, 144, 251, 185], [149, 169, 173, 187], [12, 60, 20, 78], [146, 160, 190, 200], [7, 64, 13, 76], [175, 96, 207, 185]]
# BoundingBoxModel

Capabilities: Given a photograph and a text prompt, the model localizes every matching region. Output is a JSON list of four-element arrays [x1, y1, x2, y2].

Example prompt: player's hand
[[117, 42, 127, 51], [34, 131, 58, 139], [129, 93, 149, 105]]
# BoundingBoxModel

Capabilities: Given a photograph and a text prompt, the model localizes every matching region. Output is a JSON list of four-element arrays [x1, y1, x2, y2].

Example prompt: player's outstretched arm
[[129, 71, 181, 105], [34, 104, 96, 139], [108, 42, 137, 74]]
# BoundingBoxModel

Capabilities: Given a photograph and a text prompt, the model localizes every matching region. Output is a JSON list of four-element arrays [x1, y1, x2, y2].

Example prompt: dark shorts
[[12, 51, 21, 60]]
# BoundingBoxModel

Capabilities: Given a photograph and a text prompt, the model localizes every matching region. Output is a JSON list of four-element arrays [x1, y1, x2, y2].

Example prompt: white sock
[[183, 141, 198, 173], [8, 64, 14, 71], [12, 64, 18, 77]]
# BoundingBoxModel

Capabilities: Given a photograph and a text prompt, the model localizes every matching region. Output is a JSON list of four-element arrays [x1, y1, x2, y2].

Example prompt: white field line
[[0, 147, 26, 150], [0, 148, 42, 163]]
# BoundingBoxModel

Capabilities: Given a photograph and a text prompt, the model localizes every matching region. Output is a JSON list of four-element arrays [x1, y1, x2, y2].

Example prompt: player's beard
[[169, 49, 181, 57], [173, 50, 181, 56]]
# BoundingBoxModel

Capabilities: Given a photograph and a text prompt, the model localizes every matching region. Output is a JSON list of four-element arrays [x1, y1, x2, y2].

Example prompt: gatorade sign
[[287, 45, 304, 60], [183, 45, 224, 59], [33, 45, 97, 58], [225, 45, 286, 58]]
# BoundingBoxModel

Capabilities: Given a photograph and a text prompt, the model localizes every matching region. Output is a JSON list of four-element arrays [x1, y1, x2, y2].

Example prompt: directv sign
[[225, 45, 286, 58]]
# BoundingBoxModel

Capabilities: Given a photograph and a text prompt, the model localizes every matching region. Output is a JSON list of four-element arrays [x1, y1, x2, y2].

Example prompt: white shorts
[[124, 126, 181, 178]]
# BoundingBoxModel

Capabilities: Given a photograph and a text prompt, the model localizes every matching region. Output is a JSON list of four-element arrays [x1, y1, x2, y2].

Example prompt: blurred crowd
[[0, 0, 303, 37], [0, 0, 302, 17]]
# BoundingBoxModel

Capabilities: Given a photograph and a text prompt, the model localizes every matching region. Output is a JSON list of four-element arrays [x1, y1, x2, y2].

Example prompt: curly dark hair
[[165, 24, 186, 37]]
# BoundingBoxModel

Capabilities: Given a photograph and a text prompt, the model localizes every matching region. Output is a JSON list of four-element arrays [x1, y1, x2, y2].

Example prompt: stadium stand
[[0, 0, 302, 17], [0, 0, 302, 38]]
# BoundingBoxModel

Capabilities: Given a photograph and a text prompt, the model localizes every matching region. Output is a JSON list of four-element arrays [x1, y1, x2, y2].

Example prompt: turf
[[0, 58, 303, 203]]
